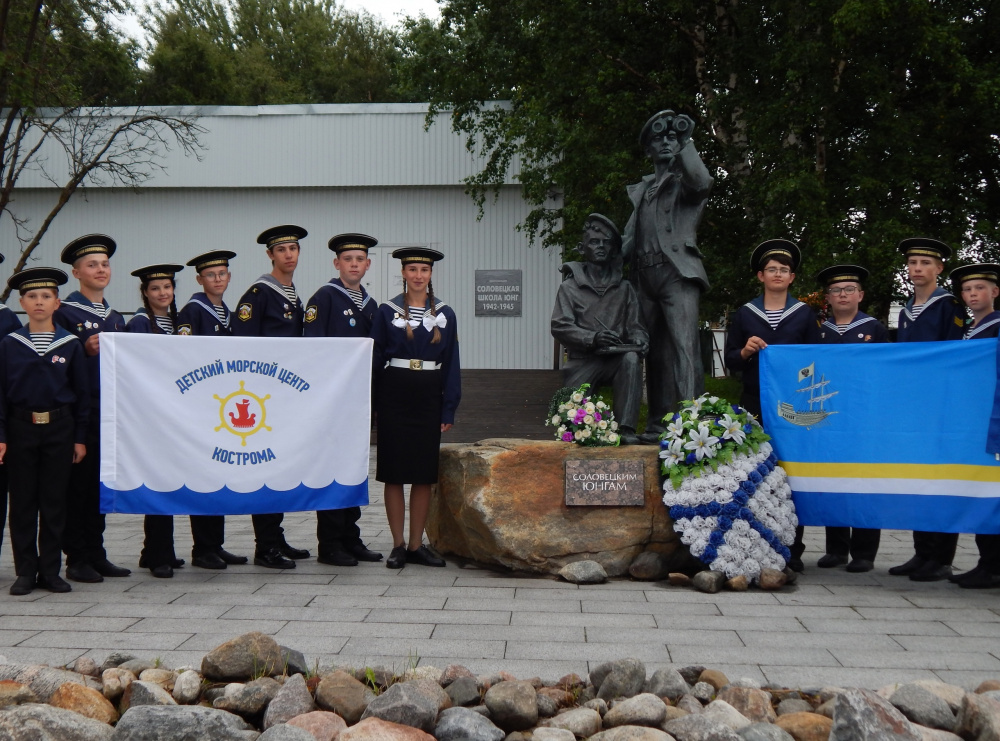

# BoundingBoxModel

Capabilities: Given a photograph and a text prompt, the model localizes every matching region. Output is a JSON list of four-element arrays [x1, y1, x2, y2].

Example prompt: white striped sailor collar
[[10, 326, 78, 356], [62, 290, 113, 318], [965, 312, 1000, 339], [821, 312, 877, 333], [325, 278, 372, 308], [745, 294, 807, 328], [384, 294, 447, 315], [188, 293, 231, 326], [902, 287, 950, 321], [254, 274, 300, 304]]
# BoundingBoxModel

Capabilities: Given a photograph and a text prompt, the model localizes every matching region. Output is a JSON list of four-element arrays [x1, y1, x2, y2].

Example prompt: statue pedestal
[[427, 439, 679, 576]]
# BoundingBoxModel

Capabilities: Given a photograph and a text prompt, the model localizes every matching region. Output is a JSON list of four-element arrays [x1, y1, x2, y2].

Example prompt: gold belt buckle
[[32, 411, 50, 424], [409, 359, 422, 371]]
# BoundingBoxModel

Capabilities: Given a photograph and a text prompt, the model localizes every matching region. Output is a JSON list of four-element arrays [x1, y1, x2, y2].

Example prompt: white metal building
[[3, 104, 562, 369]]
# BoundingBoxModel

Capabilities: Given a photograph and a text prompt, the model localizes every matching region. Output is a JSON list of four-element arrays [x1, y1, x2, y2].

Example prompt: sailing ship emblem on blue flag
[[776, 361, 838, 429]]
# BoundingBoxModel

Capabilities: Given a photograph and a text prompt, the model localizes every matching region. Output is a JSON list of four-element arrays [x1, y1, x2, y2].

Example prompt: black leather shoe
[[787, 557, 805, 573], [817, 553, 848, 568], [958, 568, 1000, 589], [192, 552, 227, 570], [638, 431, 662, 445], [37, 574, 72, 593], [150, 564, 174, 578], [66, 563, 103, 583], [138, 554, 182, 569], [218, 549, 248, 565], [255, 548, 296, 569], [278, 543, 310, 560], [9, 575, 35, 595], [888, 555, 926, 576], [406, 544, 446, 567], [348, 544, 384, 562], [846, 558, 874, 573], [317, 549, 359, 567], [910, 560, 952, 582], [386, 545, 407, 569], [949, 567, 977, 584], [94, 558, 131, 577]]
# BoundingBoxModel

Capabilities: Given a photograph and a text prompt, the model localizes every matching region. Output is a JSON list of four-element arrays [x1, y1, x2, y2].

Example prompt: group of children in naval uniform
[[0, 227, 461, 595], [725, 236, 1000, 588]]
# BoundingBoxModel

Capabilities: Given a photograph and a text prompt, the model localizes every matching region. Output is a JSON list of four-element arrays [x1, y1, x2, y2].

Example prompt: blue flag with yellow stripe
[[759, 339, 1000, 533]]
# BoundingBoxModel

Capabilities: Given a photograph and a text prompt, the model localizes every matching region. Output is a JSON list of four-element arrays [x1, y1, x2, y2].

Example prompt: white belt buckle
[[32, 411, 50, 424]]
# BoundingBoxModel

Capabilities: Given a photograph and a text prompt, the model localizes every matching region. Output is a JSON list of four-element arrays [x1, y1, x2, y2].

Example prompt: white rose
[[571, 393, 584, 403], [598, 420, 608, 429], [551, 415, 561, 425], [607, 432, 619, 443], [584, 415, 594, 425]]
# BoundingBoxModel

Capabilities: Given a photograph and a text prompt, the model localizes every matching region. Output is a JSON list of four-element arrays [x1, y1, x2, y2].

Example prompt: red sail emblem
[[229, 399, 257, 428]]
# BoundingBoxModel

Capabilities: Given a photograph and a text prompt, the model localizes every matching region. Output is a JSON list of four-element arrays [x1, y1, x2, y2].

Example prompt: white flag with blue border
[[99, 334, 371, 515]]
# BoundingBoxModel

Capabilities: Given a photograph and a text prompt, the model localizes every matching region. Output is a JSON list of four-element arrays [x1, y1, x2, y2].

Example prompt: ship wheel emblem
[[214, 381, 271, 446]]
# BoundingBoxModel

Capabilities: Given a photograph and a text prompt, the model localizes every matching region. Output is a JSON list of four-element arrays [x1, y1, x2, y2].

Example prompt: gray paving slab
[[1, 460, 998, 690]]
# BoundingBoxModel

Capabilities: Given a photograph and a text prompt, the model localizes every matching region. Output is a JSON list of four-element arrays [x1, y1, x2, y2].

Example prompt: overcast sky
[[114, 0, 441, 43]]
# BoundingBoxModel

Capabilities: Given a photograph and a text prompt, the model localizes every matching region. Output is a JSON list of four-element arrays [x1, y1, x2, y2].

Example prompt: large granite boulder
[[428, 439, 678, 575]]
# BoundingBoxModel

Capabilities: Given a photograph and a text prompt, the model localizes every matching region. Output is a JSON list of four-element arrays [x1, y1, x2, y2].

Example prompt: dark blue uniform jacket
[[232, 275, 303, 338], [304, 279, 376, 338], [176, 293, 232, 336], [54, 292, 126, 399]]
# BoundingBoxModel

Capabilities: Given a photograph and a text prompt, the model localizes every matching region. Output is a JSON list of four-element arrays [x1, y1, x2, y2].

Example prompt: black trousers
[[141, 515, 176, 568], [317, 507, 362, 553], [0, 465, 7, 558], [62, 418, 106, 567], [190, 515, 225, 557], [252, 513, 285, 551], [825, 527, 880, 561], [976, 534, 1000, 573], [8, 416, 74, 578], [913, 531, 959, 565]]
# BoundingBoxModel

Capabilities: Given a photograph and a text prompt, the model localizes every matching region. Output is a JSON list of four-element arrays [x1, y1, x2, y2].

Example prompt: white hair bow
[[423, 313, 448, 331], [392, 316, 421, 329]]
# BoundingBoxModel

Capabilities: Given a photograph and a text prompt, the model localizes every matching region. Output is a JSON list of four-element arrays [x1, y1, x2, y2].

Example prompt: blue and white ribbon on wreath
[[662, 442, 798, 582]]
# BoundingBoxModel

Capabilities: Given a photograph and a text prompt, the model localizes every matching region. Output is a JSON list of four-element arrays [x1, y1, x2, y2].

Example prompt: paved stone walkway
[[1, 450, 999, 689]]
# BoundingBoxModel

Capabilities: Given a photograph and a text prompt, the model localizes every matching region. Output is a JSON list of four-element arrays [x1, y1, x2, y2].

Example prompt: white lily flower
[[719, 414, 747, 445], [684, 424, 720, 460], [666, 419, 686, 438], [659, 439, 685, 465]]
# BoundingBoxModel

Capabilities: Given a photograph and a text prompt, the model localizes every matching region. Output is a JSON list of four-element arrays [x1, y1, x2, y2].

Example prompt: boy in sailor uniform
[[304, 233, 383, 566], [232, 225, 309, 569], [724, 239, 820, 572], [54, 235, 131, 584], [813, 264, 888, 573], [889, 238, 966, 582], [176, 250, 248, 570], [0, 268, 89, 595], [948, 263, 1000, 588], [0, 251, 22, 567]]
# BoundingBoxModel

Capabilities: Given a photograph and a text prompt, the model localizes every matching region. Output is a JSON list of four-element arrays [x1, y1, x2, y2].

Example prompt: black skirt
[[376, 366, 443, 484]]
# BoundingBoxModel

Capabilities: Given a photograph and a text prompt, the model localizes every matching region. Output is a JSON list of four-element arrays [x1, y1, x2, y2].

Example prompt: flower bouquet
[[545, 383, 620, 446], [659, 394, 798, 582]]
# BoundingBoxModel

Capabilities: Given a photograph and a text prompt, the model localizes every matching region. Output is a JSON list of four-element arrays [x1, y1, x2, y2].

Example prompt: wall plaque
[[475, 269, 522, 316], [565, 459, 644, 506]]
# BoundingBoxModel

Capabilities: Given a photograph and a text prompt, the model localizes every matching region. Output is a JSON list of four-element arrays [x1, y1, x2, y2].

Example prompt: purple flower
[[595, 412, 602, 421], [561, 432, 573, 442]]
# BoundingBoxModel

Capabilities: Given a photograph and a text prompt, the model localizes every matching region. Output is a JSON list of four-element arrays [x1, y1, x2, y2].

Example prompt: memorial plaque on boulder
[[565, 460, 644, 506]]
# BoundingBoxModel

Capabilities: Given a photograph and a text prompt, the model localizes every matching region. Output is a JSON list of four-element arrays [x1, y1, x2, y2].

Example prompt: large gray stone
[[663, 714, 743, 740], [643, 669, 691, 701], [263, 674, 315, 729], [120, 680, 177, 712], [279, 646, 309, 676], [692, 571, 726, 594], [604, 693, 667, 728], [171, 670, 203, 705], [776, 699, 812, 716], [629, 551, 670, 580], [0, 704, 113, 741], [257, 725, 316, 741], [593, 659, 646, 702], [540, 706, 602, 737], [956, 692, 1000, 741], [361, 680, 441, 732], [201, 632, 286, 681], [100, 652, 137, 672], [434, 706, 505, 741], [701, 700, 752, 731], [447, 676, 481, 707], [588, 728, 674, 741], [533, 729, 577, 741], [0, 663, 96, 702], [214, 677, 282, 719], [315, 670, 369, 724], [558, 560, 608, 584], [890, 684, 956, 732], [737, 724, 794, 741], [483, 680, 538, 732], [111, 705, 258, 740], [830, 688, 921, 740]]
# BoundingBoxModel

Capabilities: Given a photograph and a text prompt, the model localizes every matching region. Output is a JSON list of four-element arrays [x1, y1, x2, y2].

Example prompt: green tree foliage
[[141, 0, 407, 104], [0, 1, 202, 296], [399, 0, 1000, 321]]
